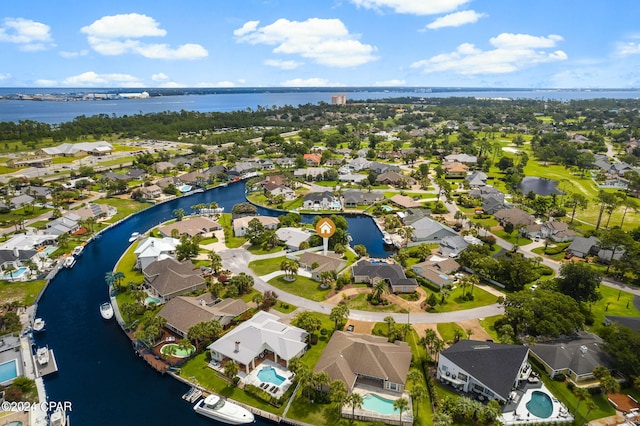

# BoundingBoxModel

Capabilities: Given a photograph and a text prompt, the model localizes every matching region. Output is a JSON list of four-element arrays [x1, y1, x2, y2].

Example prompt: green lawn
[[427, 285, 499, 313], [249, 256, 285, 276], [0, 279, 47, 305], [345, 293, 400, 312], [246, 245, 283, 255], [114, 239, 145, 285], [218, 214, 246, 248], [437, 322, 466, 344], [267, 275, 332, 302], [94, 198, 150, 222], [273, 301, 297, 314], [588, 285, 640, 327], [478, 315, 502, 342]]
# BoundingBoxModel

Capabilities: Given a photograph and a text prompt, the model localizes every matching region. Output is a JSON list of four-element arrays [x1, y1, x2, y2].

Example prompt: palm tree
[[330, 304, 349, 329], [329, 380, 347, 415], [224, 360, 239, 380], [319, 271, 335, 289], [432, 411, 453, 426], [172, 208, 185, 221], [393, 397, 409, 424], [345, 392, 364, 422], [409, 384, 426, 417], [113, 271, 125, 289], [573, 386, 589, 413], [209, 251, 223, 275], [372, 280, 388, 302], [384, 316, 396, 336], [104, 271, 115, 288]]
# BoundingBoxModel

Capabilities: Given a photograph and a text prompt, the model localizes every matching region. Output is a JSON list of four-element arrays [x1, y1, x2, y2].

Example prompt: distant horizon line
[[1, 86, 639, 91]]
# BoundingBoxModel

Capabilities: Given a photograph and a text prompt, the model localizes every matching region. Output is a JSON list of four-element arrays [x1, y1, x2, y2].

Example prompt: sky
[[2, 0, 640, 89]]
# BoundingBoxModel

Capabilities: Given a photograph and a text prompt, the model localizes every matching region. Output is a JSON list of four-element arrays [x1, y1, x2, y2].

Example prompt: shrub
[[553, 373, 566, 382]]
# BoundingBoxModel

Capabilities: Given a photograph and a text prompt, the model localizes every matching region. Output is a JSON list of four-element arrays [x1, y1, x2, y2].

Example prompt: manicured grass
[[478, 315, 502, 342], [493, 229, 532, 246], [249, 256, 285, 276], [345, 293, 400, 312], [427, 286, 498, 313], [0, 206, 52, 228], [246, 244, 283, 255], [114, 239, 145, 285], [0, 279, 47, 305], [0, 166, 19, 175], [94, 198, 150, 222], [405, 330, 433, 426], [588, 285, 640, 327], [273, 301, 297, 314], [437, 322, 466, 344], [267, 275, 332, 302]]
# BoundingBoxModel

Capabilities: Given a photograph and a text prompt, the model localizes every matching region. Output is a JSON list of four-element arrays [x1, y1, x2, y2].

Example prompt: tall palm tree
[[384, 316, 396, 335], [209, 251, 223, 275], [433, 411, 453, 426], [372, 279, 388, 302], [393, 397, 409, 424], [409, 384, 426, 417], [345, 392, 364, 422]]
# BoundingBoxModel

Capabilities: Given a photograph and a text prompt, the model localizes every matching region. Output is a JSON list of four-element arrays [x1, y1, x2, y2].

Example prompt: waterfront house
[[342, 190, 384, 208], [233, 216, 279, 237], [275, 227, 312, 251], [410, 217, 459, 245], [303, 191, 339, 211], [74, 203, 117, 221], [412, 256, 460, 289], [314, 331, 412, 393], [158, 294, 250, 337], [178, 171, 209, 187], [293, 167, 327, 180], [134, 237, 179, 271], [46, 213, 81, 236], [158, 217, 221, 238], [140, 184, 163, 199], [298, 252, 346, 281], [153, 161, 175, 174], [207, 311, 308, 374], [437, 340, 530, 403], [143, 257, 207, 302], [351, 259, 418, 293], [528, 332, 616, 385], [126, 168, 147, 180], [397, 208, 431, 226], [0, 248, 38, 281]]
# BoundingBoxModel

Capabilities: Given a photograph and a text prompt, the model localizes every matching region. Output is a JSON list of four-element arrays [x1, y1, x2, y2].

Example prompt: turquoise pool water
[[362, 393, 399, 415], [257, 367, 286, 386], [43, 246, 57, 255], [526, 391, 553, 418], [2, 267, 28, 280], [0, 359, 18, 384], [160, 343, 195, 358], [381, 205, 393, 211], [179, 185, 192, 192], [145, 296, 161, 305]]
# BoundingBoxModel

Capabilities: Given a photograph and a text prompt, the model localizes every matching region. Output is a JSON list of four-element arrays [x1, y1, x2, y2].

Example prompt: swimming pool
[[0, 359, 18, 385], [381, 205, 393, 212], [257, 366, 286, 386], [43, 246, 57, 256], [145, 296, 161, 306], [2, 267, 28, 281], [526, 391, 553, 418], [179, 185, 192, 193], [160, 343, 195, 358], [362, 393, 399, 415]]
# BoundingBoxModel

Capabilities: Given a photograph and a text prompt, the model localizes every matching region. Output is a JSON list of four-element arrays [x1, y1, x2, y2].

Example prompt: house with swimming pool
[[437, 340, 531, 403], [0, 335, 24, 387], [207, 311, 308, 374]]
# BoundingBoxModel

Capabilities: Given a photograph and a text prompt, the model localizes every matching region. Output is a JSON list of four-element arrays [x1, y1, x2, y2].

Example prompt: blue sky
[[2, 0, 640, 88]]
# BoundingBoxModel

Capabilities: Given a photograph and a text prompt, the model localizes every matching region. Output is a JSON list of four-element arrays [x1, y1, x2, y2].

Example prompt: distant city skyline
[[2, 1, 640, 89]]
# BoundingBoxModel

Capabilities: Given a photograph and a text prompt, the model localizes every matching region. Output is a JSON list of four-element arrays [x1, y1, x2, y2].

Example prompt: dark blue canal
[[34, 182, 391, 425]]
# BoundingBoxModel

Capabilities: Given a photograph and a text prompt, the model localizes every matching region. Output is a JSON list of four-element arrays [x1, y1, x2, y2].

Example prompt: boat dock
[[182, 386, 202, 403]]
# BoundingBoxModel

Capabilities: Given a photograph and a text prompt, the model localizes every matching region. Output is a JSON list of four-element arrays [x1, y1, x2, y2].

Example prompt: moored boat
[[36, 346, 50, 366], [128, 232, 140, 243], [50, 406, 68, 426], [193, 394, 255, 424], [382, 232, 393, 245], [33, 317, 45, 332], [71, 245, 84, 256], [100, 302, 114, 320], [62, 256, 76, 268]]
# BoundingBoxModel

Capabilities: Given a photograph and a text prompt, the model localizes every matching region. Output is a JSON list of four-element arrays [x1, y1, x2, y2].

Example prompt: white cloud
[[280, 78, 343, 87], [235, 18, 377, 67], [0, 18, 54, 51], [151, 72, 170, 82], [59, 49, 88, 58], [426, 10, 486, 30], [411, 33, 567, 75], [264, 59, 303, 70], [0, 73, 11, 81], [349, 0, 470, 15], [62, 71, 143, 87], [35, 79, 57, 86], [616, 41, 640, 56], [374, 79, 406, 86], [81, 13, 207, 60], [157, 81, 186, 88]]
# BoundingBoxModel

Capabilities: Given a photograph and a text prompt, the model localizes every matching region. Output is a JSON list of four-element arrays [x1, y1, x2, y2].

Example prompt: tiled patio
[[240, 360, 293, 399], [501, 383, 574, 425], [345, 383, 413, 425]]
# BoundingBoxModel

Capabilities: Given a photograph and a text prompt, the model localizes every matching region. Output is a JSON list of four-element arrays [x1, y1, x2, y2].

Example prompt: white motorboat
[[36, 346, 50, 366], [62, 256, 76, 268], [71, 245, 84, 256], [50, 407, 68, 426], [100, 302, 114, 320], [128, 232, 140, 243], [382, 232, 393, 245], [33, 317, 45, 332], [193, 394, 255, 425]]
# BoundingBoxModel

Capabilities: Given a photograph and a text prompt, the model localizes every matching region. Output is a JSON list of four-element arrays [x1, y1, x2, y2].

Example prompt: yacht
[[193, 394, 255, 425], [128, 232, 140, 243], [62, 256, 76, 268], [33, 317, 45, 332], [36, 346, 50, 366], [71, 245, 84, 256], [50, 407, 68, 426], [100, 302, 114, 320], [382, 232, 393, 245]]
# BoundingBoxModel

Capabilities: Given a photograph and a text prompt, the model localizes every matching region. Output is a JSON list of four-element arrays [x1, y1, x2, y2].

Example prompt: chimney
[[13, 247, 19, 258], [234, 341, 240, 353]]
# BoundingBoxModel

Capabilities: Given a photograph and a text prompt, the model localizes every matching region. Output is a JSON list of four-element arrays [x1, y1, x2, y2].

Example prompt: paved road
[[220, 247, 505, 323]]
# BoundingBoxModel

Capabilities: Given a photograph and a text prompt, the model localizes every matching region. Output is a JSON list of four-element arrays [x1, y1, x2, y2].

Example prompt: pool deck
[[501, 383, 574, 425], [239, 359, 293, 399], [345, 383, 413, 425]]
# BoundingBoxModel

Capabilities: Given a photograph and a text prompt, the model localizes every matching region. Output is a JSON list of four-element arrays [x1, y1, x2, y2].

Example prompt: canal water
[[33, 182, 390, 425]]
